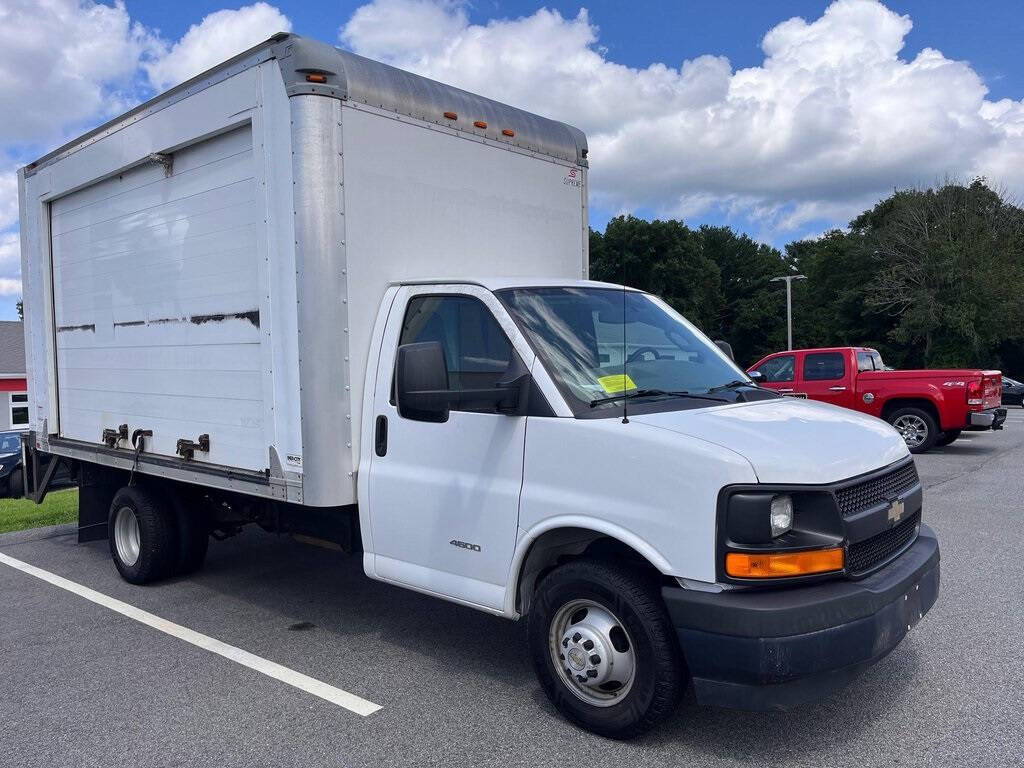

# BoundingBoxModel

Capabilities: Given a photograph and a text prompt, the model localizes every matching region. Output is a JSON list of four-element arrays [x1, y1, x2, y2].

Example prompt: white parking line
[[0, 551, 382, 716]]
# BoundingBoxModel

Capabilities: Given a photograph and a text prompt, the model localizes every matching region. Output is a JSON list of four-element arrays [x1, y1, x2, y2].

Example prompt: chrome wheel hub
[[893, 415, 927, 448], [549, 599, 636, 707], [113, 505, 140, 567]]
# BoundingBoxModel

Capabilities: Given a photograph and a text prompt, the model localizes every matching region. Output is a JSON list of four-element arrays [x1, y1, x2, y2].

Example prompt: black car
[[0, 430, 74, 498], [1002, 376, 1024, 406], [0, 431, 25, 496]]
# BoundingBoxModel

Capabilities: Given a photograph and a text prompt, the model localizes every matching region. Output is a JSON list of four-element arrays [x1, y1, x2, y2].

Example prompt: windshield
[[497, 287, 749, 415], [0, 431, 22, 455]]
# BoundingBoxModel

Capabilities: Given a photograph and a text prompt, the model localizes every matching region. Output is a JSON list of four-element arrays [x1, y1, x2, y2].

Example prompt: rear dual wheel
[[109, 485, 208, 584], [528, 560, 684, 739]]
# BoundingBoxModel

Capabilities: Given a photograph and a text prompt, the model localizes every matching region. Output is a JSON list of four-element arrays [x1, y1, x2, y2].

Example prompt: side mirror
[[395, 341, 534, 422], [748, 370, 764, 383], [714, 340, 734, 361], [396, 342, 451, 422]]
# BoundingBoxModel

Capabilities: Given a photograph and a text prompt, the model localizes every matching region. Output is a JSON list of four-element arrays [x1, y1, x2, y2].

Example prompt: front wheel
[[888, 407, 939, 453], [528, 560, 685, 739]]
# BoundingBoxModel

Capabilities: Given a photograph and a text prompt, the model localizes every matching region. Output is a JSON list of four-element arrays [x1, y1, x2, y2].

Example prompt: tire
[[8, 467, 23, 498], [887, 406, 939, 454], [528, 559, 685, 739], [172, 494, 209, 576], [108, 486, 178, 584], [935, 429, 962, 447]]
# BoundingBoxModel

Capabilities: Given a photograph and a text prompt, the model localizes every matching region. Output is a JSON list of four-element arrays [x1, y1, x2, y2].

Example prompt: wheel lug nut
[[589, 654, 601, 665], [572, 632, 582, 643], [562, 638, 569, 648], [582, 639, 594, 651], [587, 669, 598, 678], [576, 674, 587, 683], [558, 653, 565, 661]]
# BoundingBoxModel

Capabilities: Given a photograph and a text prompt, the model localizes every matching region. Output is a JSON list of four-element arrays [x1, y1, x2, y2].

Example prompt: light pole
[[770, 274, 806, 350]]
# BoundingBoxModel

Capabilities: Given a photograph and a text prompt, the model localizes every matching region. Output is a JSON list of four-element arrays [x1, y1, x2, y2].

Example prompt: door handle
[[374, 415, 388, 457], [829, 386, 847, 392]]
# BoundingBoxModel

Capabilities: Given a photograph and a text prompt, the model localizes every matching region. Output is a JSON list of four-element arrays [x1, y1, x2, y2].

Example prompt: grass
[[0, 488, 79, 535]]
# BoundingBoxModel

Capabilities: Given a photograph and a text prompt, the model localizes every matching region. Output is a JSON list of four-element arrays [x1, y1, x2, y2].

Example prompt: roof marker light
[[443, 111, 458, 120], [474, 120, 488, 129], [502, 129, 515, 137]]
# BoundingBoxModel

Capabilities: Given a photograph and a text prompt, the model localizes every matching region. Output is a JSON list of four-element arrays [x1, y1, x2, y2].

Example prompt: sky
[[1, 0, 1023, 322]]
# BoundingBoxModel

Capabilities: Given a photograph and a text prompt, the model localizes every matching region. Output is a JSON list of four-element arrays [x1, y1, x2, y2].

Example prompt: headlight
[[770, 495, 793, 538]]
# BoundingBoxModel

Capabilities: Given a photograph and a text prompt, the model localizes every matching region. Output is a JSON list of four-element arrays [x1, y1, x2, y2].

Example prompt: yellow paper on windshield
[[597, 374, 637, 394]]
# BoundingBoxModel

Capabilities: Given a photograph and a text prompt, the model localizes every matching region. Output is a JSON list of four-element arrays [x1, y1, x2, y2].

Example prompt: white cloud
[[0, 231, 20, 298], [144, 3, 292, 91], [0, 168, 18, 232], [341, 0, 1024, 234], [0, 0, 159, 148]]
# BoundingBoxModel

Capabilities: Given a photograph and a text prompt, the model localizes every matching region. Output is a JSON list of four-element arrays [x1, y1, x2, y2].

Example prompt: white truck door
[[367, 286, 529, 611]]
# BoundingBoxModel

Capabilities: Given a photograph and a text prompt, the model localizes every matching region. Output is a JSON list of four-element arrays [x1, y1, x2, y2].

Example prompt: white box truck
[[15, 34, 939, 737]]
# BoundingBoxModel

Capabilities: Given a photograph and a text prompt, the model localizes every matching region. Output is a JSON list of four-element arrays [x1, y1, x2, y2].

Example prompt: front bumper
[[967, 407, 1007, 430], [663, 524, 940, 711]]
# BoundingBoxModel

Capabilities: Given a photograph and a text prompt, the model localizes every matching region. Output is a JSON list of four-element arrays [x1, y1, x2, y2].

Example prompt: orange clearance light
[[305, 73, 327, 83], [443, 111, 458, 120], [726, 548, 844, 579], [502, 129, 515, 137], [474, 120, 488, 129]]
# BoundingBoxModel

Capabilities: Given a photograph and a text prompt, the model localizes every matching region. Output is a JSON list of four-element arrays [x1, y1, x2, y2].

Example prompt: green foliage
[[589, 180, 1024, 373]]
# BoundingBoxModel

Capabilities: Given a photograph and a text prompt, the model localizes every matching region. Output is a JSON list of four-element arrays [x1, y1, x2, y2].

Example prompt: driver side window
[[398, 295, 513, 410], [754, 355, 795, 383]]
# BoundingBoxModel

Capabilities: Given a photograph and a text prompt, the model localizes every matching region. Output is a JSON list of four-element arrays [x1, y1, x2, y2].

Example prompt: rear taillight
[[967, 379, 984, 406]]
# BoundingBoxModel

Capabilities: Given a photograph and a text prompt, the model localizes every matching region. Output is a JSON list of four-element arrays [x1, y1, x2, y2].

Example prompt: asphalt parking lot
[[2, 412, 1023, 768]]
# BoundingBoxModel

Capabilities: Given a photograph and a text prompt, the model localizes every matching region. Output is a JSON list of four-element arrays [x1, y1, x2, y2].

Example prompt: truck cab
[[366, 283, 939, 736], [749, 347, 1006, 452]]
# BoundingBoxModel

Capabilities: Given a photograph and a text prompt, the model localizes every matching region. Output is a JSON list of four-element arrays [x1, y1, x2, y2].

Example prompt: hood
[[631, 397, 908, 484]]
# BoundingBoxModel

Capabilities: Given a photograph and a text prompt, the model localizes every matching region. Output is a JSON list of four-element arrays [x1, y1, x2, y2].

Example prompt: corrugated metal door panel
[[49, 125, 266, 471]]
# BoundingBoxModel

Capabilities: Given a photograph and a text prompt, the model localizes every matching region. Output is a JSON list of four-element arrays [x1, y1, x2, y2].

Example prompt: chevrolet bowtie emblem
[[887, 499, 905, 525]]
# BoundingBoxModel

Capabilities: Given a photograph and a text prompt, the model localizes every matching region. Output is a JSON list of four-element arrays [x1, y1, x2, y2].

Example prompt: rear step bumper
[[967, 407, 1007, 430]]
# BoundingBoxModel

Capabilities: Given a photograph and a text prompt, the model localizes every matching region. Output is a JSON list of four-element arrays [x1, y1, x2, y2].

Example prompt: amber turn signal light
[[305, 73, 327, 83], [725, 547, 844, 578]]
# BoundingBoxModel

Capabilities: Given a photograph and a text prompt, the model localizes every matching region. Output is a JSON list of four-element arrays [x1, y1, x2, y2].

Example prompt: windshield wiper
[[706, 379, 754, 394], [589, 389, 729, 408]]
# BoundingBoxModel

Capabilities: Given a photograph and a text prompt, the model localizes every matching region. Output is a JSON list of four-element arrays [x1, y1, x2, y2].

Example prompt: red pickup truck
[[747, 346, 1006, 453]]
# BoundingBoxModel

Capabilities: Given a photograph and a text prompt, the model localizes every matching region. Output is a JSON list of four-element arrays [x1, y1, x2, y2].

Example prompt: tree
[[857, 180, 1024, 367], [590, 216, 722, 332], [587, 180, 1024, 375]]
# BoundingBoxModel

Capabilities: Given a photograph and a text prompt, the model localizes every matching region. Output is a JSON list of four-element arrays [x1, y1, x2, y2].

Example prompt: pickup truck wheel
[[888, 407, 939, 453], [108, 486, 178, 584], [935, 429, 962, 447], [528, 560, 684, 739]]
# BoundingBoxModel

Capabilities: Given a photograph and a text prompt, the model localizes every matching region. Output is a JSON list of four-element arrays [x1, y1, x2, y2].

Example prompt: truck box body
[[18, 34, 588, 506]]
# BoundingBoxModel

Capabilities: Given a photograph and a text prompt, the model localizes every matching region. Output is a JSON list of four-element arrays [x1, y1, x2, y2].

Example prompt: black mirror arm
[[405, 375, 531, 416]]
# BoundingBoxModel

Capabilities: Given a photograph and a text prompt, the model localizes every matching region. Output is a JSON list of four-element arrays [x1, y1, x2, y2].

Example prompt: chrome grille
[[834, 461, 919, 517]]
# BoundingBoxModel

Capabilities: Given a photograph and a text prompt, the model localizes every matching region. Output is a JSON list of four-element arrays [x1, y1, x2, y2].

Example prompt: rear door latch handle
[[829, 386, 847, 392]]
